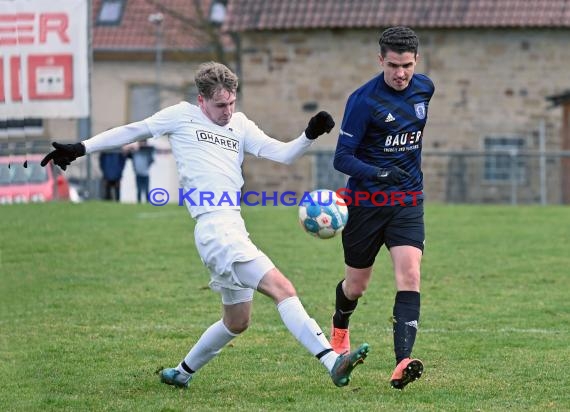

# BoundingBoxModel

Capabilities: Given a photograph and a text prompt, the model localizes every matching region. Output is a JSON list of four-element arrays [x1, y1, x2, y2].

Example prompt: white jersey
[[83, 101, 314, 217]]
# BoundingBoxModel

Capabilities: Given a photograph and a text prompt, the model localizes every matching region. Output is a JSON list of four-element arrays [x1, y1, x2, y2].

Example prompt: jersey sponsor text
[[385, 130, 422, 146], [196, 130, 239, 152]]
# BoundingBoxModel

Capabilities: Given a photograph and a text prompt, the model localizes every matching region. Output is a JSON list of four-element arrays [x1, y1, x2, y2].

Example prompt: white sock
[[173, 366, 192, 381], [277, 296, 338, 371], [320, 351, 339, 372], [177, 319, 238, 374]]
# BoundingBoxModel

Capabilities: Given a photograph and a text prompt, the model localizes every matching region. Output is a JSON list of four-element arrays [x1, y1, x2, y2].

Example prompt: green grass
[[1, 202, 569, 411]]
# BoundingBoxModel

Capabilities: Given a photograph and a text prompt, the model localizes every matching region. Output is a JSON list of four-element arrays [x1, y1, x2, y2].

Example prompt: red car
[[0, 154, 70, 204]]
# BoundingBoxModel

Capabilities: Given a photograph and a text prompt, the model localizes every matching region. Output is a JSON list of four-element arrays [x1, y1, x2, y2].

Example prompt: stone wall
[[237, 28, 569, 202]]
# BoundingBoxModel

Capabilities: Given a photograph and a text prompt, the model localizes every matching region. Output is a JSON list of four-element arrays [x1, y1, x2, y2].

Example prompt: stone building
[[224, 0, 570, 204]]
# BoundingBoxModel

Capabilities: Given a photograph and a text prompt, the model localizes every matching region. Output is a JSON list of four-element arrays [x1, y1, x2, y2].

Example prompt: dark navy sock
[[393, 291, 420, 364], [332, 280, 358, 329]]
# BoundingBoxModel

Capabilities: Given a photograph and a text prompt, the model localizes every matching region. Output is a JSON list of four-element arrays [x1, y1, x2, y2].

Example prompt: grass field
[[1, 202, 569, 411]]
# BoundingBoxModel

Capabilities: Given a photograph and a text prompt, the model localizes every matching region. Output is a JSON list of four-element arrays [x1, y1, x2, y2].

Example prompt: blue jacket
[[99, 151, 127, 181]]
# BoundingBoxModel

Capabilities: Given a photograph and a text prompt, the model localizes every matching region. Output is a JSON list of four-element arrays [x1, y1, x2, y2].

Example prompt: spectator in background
[[130, 141, 155, 203], [99, 149, 127, 201]]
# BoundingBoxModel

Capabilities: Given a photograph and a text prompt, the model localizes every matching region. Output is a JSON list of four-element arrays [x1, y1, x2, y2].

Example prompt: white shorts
[[194, 210, 275, 304]]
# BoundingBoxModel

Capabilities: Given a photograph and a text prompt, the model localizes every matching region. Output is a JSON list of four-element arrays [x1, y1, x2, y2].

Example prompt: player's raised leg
[[256, 266, 369, 387]]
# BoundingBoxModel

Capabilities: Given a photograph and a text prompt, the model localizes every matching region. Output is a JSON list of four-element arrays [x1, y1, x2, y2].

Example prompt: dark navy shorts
[[342, 202, 425, 269]]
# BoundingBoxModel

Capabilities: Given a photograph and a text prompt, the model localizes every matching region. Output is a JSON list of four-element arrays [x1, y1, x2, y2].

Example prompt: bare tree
[[144, 0, 230, 66]]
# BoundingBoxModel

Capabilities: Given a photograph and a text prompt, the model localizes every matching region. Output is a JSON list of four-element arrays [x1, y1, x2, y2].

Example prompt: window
[[484, 136, 526, 183], [0, 164, 10, 185], [5, 161, 47, 184], [97, 0, 126, 26], [129, 83, 196, 122], [129, 84, 158, 122]]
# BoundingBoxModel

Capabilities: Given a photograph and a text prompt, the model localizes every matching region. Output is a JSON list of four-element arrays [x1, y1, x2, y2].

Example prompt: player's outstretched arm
[[252, 111, 335, 165], [41, 121, 153, 171]]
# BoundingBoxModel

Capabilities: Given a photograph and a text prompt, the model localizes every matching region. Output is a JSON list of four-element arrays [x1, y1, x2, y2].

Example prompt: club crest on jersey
[[196, 130, 239, 152], [414, 102, 426, 119]]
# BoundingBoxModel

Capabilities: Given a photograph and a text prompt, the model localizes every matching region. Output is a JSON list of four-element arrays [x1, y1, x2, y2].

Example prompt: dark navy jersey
[[334, 72, 434, 206]]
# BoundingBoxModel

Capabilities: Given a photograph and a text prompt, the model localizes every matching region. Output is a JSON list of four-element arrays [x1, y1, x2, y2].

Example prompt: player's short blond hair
[[194, 62, 238, 99]]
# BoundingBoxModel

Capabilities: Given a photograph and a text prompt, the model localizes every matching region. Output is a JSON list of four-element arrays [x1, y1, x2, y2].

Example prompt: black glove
[[304, 111, 335, 140], [374, 166, 411, 186], [41, 142, 86, 171]]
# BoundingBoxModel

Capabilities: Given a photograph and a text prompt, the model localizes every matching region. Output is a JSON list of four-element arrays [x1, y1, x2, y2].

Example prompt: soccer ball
[[298, 189, 348, 239]]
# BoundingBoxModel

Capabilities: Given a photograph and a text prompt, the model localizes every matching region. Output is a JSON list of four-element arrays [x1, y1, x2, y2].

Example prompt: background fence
[[2, 140, 569, 206], [311, 150, 570, 205]]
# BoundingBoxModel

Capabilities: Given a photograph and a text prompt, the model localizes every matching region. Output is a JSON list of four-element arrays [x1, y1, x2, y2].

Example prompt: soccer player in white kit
[[41, 62, 369, 389]]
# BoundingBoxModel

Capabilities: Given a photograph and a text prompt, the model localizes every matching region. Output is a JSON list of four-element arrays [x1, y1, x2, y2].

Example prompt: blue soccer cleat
[[330, 343, 369, 387], [159, 368, 192, 389]]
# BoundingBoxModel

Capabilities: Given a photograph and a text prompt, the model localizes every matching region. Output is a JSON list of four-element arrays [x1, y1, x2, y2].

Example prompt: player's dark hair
[[379, 26, 419, 57], [194, 62, 238, 99]]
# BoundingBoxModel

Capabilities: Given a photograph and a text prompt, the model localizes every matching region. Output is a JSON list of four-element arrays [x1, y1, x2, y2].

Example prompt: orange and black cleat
[[390, 358, 423, 390], [330, 326, 350, 354]]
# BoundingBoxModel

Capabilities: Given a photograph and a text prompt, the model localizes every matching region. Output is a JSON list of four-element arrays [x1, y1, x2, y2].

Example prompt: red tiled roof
[[224, 0, 570, 31], [93, 0, 217, 51]]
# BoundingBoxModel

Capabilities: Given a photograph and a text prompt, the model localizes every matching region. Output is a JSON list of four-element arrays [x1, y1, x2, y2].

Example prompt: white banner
[[0, 0, 89, 119]]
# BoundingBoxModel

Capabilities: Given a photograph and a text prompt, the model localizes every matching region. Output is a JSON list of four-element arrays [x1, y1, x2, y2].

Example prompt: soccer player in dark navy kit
[[330, 26, 434, 390]]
